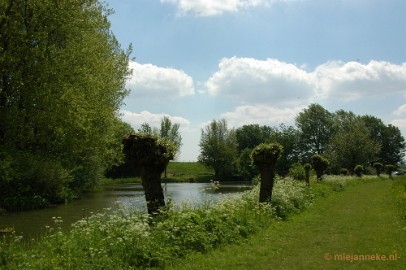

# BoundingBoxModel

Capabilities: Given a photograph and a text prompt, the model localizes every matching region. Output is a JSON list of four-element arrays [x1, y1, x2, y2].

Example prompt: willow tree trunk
[[259, 166, 276, 203], [141, 170, 165, 215], [305, 170, 310, 187]]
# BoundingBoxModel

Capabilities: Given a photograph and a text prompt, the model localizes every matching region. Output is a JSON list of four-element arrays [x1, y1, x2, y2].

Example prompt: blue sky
[[105, 0, 406, 161]]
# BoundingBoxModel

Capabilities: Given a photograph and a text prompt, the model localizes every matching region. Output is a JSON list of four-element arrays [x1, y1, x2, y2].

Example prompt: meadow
[[1, 175, 405, 269]]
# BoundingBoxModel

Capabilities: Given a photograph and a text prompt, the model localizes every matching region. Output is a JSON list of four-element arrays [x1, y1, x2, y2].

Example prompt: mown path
[[168, 179, 406, 270]]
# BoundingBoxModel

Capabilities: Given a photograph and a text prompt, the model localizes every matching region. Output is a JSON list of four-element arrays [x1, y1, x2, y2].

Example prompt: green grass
[[100, 162, 214, 184], [2, 176, 404, 269], [167, 177, 406, 270], [163, 162, 214, 182]]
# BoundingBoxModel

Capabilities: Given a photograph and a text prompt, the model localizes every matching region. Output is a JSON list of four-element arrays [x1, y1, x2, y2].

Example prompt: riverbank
[[0, 176, 367, 269], [168, 176, 406, 269], [100, 162, 215, 185]]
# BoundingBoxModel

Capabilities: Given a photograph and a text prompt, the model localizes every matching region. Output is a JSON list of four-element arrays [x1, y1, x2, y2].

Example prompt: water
[[0, 182, 251, 238]]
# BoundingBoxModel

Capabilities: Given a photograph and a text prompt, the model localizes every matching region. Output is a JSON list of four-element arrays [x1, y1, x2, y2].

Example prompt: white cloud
[[126, 61, 194, 99], [220, 104, 303, 128], [393, 104, 406, 116], [314, 61, 406, 101], [391, 104, 406, 136], [120, 110, 191, 129], [205, 57, 314, 106], [161, 0, 285, 16], [205, 57, 406, 104]]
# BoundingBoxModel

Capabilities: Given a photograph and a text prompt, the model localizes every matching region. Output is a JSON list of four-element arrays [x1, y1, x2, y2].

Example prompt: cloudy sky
[[106, 0, 406, 161]]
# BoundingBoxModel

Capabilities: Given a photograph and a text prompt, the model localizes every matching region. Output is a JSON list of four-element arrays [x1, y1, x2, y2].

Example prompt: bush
[[312, 155, 330, 180], [289, 163, 306, 180], [354, 165, 363, 177], [373, 162, 383, 177], [340, 168, 349, 176], [0, 152, 72, 211]]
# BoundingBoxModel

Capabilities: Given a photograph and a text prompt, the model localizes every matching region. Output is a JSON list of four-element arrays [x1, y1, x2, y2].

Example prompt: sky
[[105, 0, 406, 161]]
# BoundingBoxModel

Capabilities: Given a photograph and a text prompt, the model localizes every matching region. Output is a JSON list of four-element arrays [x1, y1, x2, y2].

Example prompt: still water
[[0, 182, 251, 238]]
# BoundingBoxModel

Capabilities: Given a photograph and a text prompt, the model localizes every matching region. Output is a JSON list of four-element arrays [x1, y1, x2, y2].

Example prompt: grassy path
[[167, 179, 406, 269]]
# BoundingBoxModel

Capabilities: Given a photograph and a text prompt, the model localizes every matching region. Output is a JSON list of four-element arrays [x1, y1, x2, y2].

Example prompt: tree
[[159, 116, 182, 160], [235, 124, 273, 153], [385, 164, 396, 180], [122, 133, 174, 215], [198, 119, 237, 180], [269, 124, 301, 176], [0, 0, 131, 209], [362, 116, 406, 166], [327, 118, 380, 172], [304, 163, 312, 187], [312, 155, 329, 180], [295, 104, 334, 156], [251, 143, 283, 203], [373, 162, 383, 177], [354, 165, 363, 177]]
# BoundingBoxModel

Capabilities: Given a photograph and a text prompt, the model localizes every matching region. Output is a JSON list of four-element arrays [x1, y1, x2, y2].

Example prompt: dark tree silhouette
[[251, 143, 283, 203], [123, 134, 174, 215]]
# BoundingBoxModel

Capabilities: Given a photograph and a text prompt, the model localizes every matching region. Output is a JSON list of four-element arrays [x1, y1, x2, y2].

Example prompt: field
[[101, 162, 215, 184], [168, 176, 406, 270]]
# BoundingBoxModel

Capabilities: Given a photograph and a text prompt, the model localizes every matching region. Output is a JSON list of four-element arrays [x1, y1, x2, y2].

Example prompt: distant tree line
[[199, 104, 406, 181]]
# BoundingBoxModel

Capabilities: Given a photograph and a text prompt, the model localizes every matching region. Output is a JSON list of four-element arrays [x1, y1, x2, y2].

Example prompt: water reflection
[[0, 182, 251, 238]]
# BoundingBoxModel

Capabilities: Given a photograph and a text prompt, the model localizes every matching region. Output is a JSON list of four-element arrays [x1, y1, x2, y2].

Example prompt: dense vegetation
[[199, 104, 405, 181], [0, 0, 131, 211], [1, 176, 365, 269]]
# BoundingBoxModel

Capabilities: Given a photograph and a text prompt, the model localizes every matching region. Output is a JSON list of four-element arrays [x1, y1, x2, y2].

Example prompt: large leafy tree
[[328, 116, 380, 172], [235, 124, 273, 153], [361, 115, 405, 166], [295, 103, 334, 156], [198, 119, 237, 180], [269, 124, 301, 176], [0, 0, 131, 209], [159, 116, 182, 160]]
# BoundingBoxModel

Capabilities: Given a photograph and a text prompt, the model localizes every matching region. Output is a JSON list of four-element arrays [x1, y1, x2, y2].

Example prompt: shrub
[[340, 168, 349, 176], [289, 163, 306, 180], [373, 162, 383, 177], [385, 164, 396, 179], [354, 165, 363, 177], [312, 155, 330, 180]]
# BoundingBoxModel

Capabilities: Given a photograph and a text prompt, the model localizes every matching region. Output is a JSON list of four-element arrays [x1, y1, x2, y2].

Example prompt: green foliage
[[159, 116, 183, 160], [340, 168, 349, 176], [0, 153, 73, 211], [327, 116, 380, 171], [295, 103, 334, 155], [312, 154, 330, 180], [1, 178, 349, 269], [0, 0, 131, 209], [198, 119, 237, 180], [237, 148, 258, 181], [354, 165, 364, 177], [289, 163, 306, 180], [385, 164, 396, 178], [373, 162, 384, 176], [235, 124, 273, 153], [251, 143, 283, 168]]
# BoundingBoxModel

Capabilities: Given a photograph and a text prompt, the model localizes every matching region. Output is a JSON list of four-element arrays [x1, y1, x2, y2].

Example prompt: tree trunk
[[141, 169, 165, 215], [259, 166, 276, 203], [305, 170, 310, 187]]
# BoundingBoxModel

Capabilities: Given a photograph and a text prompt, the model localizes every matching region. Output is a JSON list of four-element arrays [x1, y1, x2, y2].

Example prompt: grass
[[2, 175, 404, 269], [163, 162, 214, 182], [167, 176, 406, 270], [100, 162, 215, 184]]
